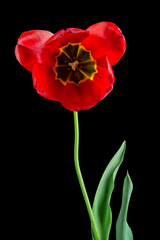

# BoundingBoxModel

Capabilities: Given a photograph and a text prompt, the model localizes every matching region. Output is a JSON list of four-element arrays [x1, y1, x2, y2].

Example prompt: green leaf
[[92, 141, 126, 240], [116, 172, 133, 240]]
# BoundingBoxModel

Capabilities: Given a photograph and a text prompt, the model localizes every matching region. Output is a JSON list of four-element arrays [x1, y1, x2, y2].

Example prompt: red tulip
[[15, 22, 126, 111]]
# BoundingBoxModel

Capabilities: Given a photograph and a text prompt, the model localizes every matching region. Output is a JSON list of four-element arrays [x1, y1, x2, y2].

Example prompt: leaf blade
[[116, 172, 133, 240], [92, 141, 126, 240]]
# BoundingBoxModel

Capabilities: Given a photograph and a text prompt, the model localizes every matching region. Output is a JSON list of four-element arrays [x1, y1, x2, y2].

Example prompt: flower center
[[68, 60, 79, 71], [55, 43, 97, 85]]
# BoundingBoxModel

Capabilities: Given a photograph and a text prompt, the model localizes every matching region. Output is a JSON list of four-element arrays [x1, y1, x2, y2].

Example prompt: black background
[[3, 1, 158, 239]]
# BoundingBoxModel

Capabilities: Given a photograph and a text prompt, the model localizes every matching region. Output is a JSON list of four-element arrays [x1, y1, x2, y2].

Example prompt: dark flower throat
[[55, 43, 97, 85]]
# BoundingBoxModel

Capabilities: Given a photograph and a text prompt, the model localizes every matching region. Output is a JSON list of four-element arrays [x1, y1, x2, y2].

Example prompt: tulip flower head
[[15, 22, 126, 111]]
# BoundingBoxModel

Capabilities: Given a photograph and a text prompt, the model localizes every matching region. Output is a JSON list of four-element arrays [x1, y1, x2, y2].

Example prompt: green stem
[[73, 111, 100, 240]]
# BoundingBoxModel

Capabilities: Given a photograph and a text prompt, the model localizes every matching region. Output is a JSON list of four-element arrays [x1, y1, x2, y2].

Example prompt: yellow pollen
[[68, 60, 79, 71]]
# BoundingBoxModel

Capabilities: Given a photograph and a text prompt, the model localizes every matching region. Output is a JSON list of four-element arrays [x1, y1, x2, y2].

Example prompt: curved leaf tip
[[116, 172, 133, 240]]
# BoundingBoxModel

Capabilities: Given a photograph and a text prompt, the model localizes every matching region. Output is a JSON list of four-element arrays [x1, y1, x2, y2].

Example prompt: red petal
[[83, 22, 126, 66], [32, 63, 64, 101], [94, 56, 115, 100], [40, 45, 60, 66], [45, 29, 67, 48], [15, 30, 54, 71], [60, 80, 101, 111], [44, 28, 89, 48]]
